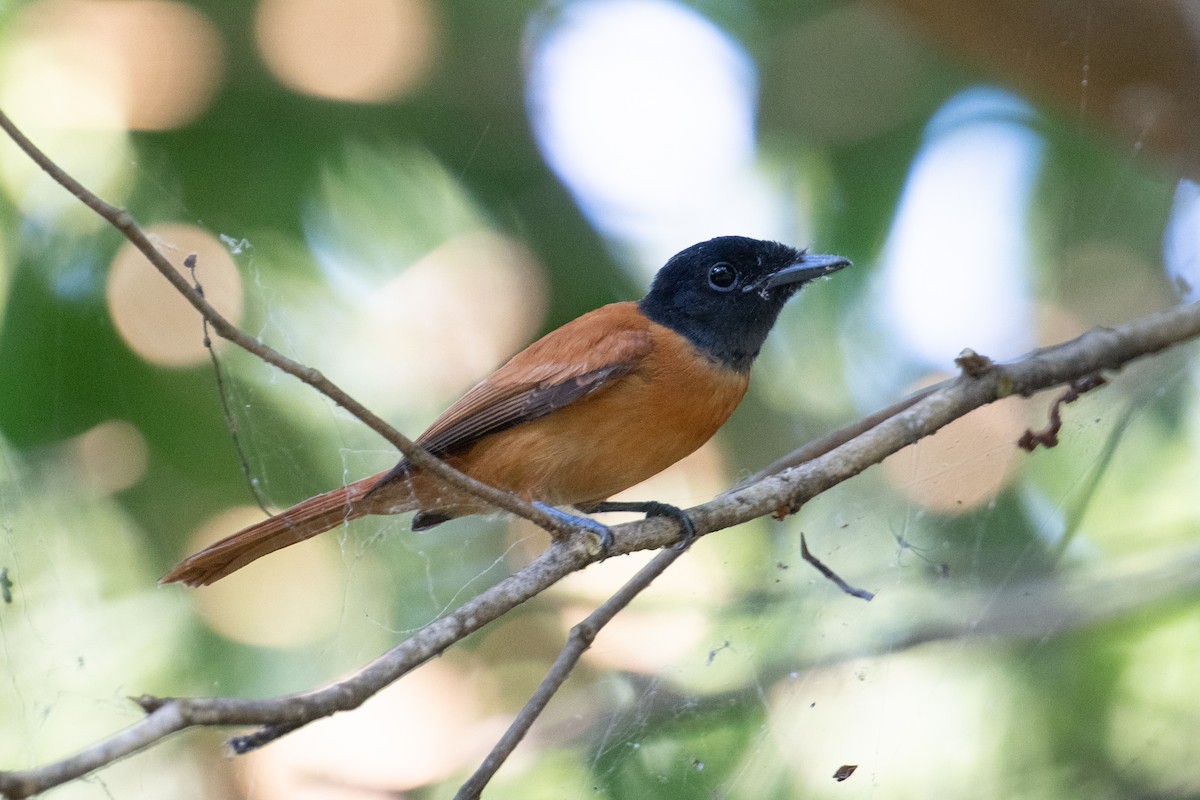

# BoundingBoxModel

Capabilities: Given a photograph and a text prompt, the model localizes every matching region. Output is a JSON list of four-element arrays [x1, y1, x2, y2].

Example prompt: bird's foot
[[533, 501, 615, 556], [584, 500, 697, 549]]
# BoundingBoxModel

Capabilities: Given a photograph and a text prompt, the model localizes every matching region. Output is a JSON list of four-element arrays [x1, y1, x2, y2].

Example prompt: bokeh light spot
[[881, 385, 1026, 512], [106, 223, 244, 368], [526, 0, 780, 260], [770, 651, 1014, 795], [576, 605, 709, 673], [185, 506, 346, 648], [1, 0, 224, 131], [352, 230, 548, 406], [1163, 178, 1200, 303], [0, 121, 132, 226], [878, 88, 1042, 366], [255, 0, 438, 103], [72, 420, 148, 494], [244, 659, 491, 795]]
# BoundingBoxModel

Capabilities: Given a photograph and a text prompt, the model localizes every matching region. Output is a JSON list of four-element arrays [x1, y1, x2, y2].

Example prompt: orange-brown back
[[161, 235, 847, 586], [367, 302, 748, 519], [163, 302, 747, 585]]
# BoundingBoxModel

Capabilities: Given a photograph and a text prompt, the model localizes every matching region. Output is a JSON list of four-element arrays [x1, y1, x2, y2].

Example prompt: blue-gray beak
[[764, 253, 851, 289]]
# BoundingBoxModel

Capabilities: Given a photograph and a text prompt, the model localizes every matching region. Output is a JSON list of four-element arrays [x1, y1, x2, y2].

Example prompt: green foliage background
[[2, 1, 1199, 799]]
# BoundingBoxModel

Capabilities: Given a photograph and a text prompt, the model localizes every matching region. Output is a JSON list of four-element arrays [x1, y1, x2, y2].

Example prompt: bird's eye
[[707, 262, 737, 291]]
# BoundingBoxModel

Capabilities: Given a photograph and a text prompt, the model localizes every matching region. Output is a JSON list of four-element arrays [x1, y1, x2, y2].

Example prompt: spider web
[[4, 3, 1200, 799]]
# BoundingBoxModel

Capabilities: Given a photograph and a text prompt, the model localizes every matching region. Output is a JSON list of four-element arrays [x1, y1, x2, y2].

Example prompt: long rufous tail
[[160, 472, 396, 587]]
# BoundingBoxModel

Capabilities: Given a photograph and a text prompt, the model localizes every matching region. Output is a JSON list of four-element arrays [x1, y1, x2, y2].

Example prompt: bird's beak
[[764, 253, 851, 289]]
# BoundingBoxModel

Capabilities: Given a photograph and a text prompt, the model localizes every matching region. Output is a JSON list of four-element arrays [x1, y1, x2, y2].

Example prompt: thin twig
[[800, 534, 874, 601], [0, 108, 576, 539], [560, 538, 1200, 751], [5, 107, 1200, 799], [185, 253, 271, 514], [1017, 373, 1107, 451], [456, 543, 691, 799], [3, 298, 1200, 797], [734, 381, 945, 489]]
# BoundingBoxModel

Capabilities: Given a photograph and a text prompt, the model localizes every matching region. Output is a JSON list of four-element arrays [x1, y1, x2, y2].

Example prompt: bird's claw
[[533, 501, 615, 557], [586, 500, 696, 549]]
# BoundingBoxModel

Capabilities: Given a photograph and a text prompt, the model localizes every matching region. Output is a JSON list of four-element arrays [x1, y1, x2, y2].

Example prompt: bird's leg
[[533, 502, 615, 555], [580, 500, 697, 549]]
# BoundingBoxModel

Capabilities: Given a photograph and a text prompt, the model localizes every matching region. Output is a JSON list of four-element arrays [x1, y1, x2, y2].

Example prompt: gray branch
[[3, 302, 1197, 799], [2, 106, 1200, 798]]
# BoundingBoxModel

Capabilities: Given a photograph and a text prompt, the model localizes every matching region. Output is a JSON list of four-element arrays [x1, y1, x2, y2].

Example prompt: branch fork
[[3, 107, 1200, 799]]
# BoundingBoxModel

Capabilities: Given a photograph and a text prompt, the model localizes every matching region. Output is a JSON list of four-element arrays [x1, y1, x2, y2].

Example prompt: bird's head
[[639, 236, 849, 372]]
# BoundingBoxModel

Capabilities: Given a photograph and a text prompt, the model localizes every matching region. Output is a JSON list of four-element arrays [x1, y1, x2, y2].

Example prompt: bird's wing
[[415, 302, 654, 458]]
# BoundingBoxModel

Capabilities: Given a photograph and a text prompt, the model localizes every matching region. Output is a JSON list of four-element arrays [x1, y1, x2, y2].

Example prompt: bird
[[161, 236, 849, 586]]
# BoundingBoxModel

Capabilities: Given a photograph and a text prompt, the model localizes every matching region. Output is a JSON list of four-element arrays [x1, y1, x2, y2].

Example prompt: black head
[[638, 236, 849, 372]]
